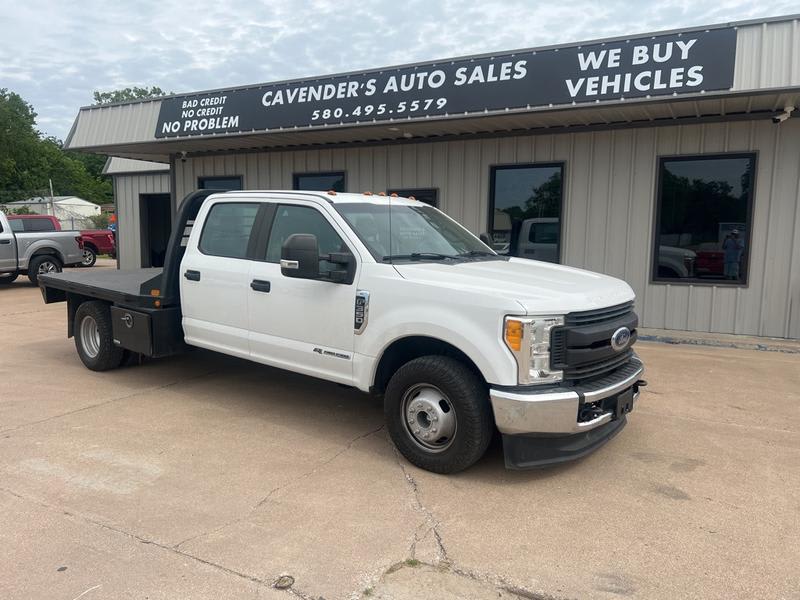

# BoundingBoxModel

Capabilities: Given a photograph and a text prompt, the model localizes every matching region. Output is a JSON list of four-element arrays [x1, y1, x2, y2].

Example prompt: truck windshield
[[335, 203, 495, 262]]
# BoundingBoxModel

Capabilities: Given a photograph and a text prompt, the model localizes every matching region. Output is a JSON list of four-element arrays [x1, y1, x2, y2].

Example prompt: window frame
[[292, 171, 346, 193], [487, 162, 566, 263], [387, 188, 439, 208], [197, 201, 264, 260], [650, 152, 757, 287], [198, 175, 244, 191]]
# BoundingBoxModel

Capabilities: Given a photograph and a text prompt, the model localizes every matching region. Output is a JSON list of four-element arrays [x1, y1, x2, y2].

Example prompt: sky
[[1, 0, 797, 141]]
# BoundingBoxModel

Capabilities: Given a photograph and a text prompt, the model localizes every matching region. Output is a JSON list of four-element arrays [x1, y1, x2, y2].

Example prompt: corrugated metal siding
[[113, 172, 171, 269], [67, 100, 162, 149], [174, 118, 800, 339], [734, 18, 800, 90]]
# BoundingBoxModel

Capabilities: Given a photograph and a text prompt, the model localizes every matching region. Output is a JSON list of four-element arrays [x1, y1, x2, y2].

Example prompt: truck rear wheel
[[74, 301, 125, 371], [384, 355, 493, 474], [81, 247, 97, 267], [28, 255, 62, 285]]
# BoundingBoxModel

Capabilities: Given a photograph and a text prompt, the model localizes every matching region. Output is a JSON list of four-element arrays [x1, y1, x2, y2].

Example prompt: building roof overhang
[[63, 15, 800, 162]]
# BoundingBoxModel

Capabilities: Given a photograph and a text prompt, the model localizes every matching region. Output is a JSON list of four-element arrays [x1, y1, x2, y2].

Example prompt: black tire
[[27, 255, 62, 285], [0, 272, 19, 284], [385, 355, 493, 474], [81, 247, 97, 267], [74, 301, 125, 371]]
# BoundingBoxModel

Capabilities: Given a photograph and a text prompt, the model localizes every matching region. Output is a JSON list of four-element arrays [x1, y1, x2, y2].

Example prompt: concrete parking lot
[[1, 268, 798, 600]]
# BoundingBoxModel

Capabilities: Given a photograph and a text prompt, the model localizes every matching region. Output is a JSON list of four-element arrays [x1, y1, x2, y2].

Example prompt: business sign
[[155, 27, 736, 138]]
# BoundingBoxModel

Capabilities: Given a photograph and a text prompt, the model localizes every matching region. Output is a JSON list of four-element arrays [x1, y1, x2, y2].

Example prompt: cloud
[[1, 0, 796, 140]]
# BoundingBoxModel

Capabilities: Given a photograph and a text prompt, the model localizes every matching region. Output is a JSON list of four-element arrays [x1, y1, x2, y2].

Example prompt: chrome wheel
[[79, 315, 101, 358], [81, 249, 95, 266], [37, 260, 58, 274], [402, 384, 457, 452]]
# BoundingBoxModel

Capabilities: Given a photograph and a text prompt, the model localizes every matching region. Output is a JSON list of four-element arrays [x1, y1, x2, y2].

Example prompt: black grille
[[564, 301, 634, 326], [552, 302, 638, 382]]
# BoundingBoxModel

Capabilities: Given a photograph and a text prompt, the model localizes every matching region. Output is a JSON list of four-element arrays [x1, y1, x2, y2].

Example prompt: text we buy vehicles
[[38, 190, 645, 473]]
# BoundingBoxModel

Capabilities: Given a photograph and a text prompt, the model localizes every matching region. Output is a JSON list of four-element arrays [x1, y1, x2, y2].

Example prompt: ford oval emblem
[[610, 327, 631, 352]]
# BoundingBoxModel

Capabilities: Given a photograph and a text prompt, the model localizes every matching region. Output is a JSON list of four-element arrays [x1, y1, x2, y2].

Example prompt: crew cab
[[0, 211, 84, 285], [6, 214, 116, 267], [38, 190, 645, 473]]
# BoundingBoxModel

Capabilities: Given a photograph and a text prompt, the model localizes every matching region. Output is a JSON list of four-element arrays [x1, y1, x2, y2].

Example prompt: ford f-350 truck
[[38, 190, 645, 473]]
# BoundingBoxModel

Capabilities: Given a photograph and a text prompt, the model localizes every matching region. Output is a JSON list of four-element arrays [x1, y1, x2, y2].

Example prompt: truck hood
[[393, 257, 634, 314]]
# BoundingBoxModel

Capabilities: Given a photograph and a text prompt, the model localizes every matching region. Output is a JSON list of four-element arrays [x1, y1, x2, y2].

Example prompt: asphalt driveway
[[1, 272, 798, 600]]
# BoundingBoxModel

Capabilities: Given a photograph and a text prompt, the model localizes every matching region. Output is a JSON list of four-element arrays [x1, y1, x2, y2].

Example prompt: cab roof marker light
[[363, 191, 373, 196], [327, 190, 337, 196]]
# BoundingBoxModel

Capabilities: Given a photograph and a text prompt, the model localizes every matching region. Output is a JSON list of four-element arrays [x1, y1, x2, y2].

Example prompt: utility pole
[[48, 179, 55, 217]]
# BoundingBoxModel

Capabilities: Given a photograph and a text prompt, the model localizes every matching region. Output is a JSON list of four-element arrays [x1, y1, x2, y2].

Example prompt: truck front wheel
[[0, 272, 19, 284], [74, 301, 125, 371], [385, 356, 493, 474]]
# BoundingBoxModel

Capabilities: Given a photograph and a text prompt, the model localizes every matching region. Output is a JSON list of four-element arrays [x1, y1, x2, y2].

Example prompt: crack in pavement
[[172, 423, 387, 551], [252, 423, 387, 510], [391, 448, 448, 565], [0, 368, 222, 436], [0, 485, 271, 588], [386, 453, 562, 600]]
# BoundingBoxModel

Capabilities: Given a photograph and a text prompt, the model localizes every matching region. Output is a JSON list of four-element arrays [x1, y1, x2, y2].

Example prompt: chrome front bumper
[[489, 356, 645, 436]]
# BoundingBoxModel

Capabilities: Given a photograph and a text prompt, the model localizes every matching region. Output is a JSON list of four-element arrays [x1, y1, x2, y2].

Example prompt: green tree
[[0, 88, 113, 205], [92, 86, 169, 104]]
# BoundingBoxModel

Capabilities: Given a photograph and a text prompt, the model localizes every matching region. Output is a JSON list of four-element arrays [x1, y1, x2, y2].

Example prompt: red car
[[7, 214, 115, 267]]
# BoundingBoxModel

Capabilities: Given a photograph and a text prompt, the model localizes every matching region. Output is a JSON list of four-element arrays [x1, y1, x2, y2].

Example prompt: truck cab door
[[0, 218, 17, 271], [179, 201, 262, 358], [248, 202, 358, 385]]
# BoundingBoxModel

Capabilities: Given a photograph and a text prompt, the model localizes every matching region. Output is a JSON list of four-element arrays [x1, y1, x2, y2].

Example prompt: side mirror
[[281, 234, 320, 279], [479, 233, 491, 245]]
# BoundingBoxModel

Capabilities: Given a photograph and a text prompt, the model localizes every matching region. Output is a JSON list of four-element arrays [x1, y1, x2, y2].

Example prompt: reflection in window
[[199, 203, 259, 258], [266, 205, 348, 272], [293, 172, 345, 193], [387, 188, 439, 207], [198, 176, 243, 191], [489, 164, 563, 263], [654, 154, 755, 284]]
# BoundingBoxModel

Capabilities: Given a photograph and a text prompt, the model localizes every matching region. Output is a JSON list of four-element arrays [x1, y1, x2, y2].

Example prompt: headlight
[[503, 316, 564, 385]]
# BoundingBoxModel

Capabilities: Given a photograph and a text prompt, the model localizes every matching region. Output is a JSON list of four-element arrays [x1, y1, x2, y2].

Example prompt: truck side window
[[198, 202, 260, 259], [266, 205, 348, 272], [9, 220, 24, 233], [25, 218, 57, 232]]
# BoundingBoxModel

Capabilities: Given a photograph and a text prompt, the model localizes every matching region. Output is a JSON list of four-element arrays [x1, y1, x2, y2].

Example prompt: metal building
[[66, 15, 800, 338]]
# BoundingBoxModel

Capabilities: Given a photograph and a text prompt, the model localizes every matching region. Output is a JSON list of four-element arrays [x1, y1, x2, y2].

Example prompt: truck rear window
[[24, 219, 57, 232]]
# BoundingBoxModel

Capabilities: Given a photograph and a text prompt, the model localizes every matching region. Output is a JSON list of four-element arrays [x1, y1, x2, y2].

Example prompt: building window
[[198, 202, 259, 259], [293, 171, 345, 192], [653, 154, 756, 285], [489, 164, 563, 263], [198, 176, 243, 191], [388, 188, 439, 207]]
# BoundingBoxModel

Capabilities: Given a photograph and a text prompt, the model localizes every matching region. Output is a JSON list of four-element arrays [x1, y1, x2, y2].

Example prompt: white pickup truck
[[38, 190, 644, 473], [0, 211, 84, 285]]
